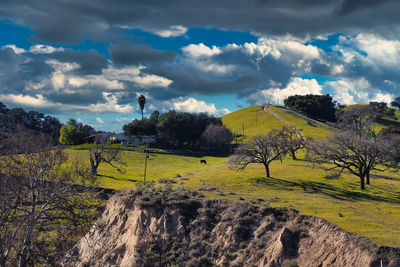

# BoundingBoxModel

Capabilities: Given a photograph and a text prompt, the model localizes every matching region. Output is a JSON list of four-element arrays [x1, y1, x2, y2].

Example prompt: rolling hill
[[222, 105, 334, 140], [222, 104, 400, 139]]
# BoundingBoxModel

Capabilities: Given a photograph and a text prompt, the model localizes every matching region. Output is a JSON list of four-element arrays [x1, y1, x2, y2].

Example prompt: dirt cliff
[[63, 188, 400, 267]]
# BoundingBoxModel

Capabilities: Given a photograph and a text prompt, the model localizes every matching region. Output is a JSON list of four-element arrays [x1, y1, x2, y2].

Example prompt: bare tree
[[89, 143, 126, 175], [229, 132, 288, 178], [201, 124, 233, 152], [0, 129, 99, 266], [307, 130, 394, 189], [335, 105, 377, 135], [273, 126, 305, 160]]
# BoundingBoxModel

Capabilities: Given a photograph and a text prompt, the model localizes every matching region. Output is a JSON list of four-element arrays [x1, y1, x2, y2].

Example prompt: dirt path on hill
[[264, 106, 304, 140]]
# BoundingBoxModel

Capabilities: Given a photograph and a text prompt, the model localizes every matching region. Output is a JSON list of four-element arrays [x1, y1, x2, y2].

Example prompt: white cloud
[[371, 92, 393, 104], [351, 33, 400, 68], [29, 44, 64, 54], [152, 25, 188, 38], [169, 97, 230, 116], [46, 59, 80, 72], [333, 33, 400, 71], [181, 43, 235, 74], [102, 66, 142, 80], [182, 43, 222, 58], [243, 37, 322, 62], [102, 66, 172, 88], [330, 64, 344, 75], [0, 93, 134, 114], [325, 78, 394, 105], [4, 44, 26, 54], [249, 77, 323, 105], [96, 117, 104, 123], [132, 74, 173, 88], [86, 75, 124, 90]]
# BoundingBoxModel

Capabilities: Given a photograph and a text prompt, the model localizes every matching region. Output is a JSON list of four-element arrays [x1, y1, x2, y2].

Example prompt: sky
[[0, 0, 400, 132]]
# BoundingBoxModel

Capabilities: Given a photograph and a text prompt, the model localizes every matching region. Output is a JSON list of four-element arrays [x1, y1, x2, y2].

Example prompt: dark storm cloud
[[53, 50, 108, 75], [0, 47, 53, 94], [110, 43, 176, 66], [44, 88, 106, 105], [338, 0, 395, 15], [145, 64, 266, 97], [0, 0, 399, 44], [0, 46, 113, 112]]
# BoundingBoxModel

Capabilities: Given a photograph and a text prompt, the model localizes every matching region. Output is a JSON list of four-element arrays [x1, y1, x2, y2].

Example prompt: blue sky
[[0, 1, 400, 132]]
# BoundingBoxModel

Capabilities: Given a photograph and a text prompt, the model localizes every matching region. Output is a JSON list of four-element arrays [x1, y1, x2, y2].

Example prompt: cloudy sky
[[0, 0, 400, 131]]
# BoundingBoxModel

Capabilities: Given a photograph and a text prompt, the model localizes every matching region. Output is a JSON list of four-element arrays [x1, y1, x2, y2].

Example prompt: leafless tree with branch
[[0, 129, 100, 266], [229, 131, 288, 178], [273, 126, 305, 160], [307, 130, 396, 190], [89, 144, 126, 175]]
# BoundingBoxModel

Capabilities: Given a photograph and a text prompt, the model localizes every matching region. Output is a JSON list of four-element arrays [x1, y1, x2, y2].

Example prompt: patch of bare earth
[[63, 190, 400, 267]]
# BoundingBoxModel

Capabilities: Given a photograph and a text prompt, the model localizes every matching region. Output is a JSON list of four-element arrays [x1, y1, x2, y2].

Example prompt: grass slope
[[222, 105, 333, 139], [68, 147, 400, 247], [66, 105, 400, 247]]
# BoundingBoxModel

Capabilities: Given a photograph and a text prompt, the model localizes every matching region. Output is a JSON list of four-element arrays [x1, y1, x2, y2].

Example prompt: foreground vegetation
[[67, 146, 400, 247]]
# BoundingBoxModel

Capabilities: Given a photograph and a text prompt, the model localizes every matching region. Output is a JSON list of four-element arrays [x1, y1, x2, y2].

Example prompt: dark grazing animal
[[200, 159, 207, 164]]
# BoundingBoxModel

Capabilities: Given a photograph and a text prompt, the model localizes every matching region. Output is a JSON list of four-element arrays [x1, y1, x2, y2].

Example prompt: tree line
[[123, 110, 233, 151], [283, 94, 398, 123], [0, 102, 63, 149], [59, 119, 95, 145]]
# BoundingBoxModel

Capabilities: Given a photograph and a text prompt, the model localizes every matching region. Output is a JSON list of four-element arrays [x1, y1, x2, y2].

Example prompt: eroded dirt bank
[[63, 189, 400, 267]]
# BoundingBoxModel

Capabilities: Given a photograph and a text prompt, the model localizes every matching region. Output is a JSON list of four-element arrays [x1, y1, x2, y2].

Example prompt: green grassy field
[[222, 105, 334, 139], [67, 105, 400, 247]]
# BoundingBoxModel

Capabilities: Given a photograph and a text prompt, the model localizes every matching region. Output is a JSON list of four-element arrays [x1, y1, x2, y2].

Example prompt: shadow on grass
[[376, 118, 400, 128], [251, 177, 400, 204], [97, 174, 138, 183]]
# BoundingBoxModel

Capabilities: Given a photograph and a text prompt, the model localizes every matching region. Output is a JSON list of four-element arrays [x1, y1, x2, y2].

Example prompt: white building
[[110, 133, 155, 146], [85, 132, 113, 144]]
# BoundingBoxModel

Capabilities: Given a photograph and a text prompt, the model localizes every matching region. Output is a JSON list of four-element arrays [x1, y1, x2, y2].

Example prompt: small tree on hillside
[[229, 132, 288, 178], [89, 144, 126, 175], [335, 105, 376, 135], [273, 126, 305, 160], [369, 101, 395, 119], [391, 97, 400, 110], [138, 95, 146, 119], [307, 130, 395, 189]]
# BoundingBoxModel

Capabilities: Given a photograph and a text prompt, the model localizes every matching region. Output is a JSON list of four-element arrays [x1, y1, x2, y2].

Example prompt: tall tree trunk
[[265, 164, 270, 178], [19, 218, 35, 267], [291, 150, 297, 160], [90, 158, 97, 175], [90, 157, 100, 175], [360, 175, 365, 190], [366, 171, 370, 185], [141, 109, 144, 119]]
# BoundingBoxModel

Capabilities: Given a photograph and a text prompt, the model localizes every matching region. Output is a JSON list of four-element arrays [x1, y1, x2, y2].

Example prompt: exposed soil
[[63, 189, 400, 267]]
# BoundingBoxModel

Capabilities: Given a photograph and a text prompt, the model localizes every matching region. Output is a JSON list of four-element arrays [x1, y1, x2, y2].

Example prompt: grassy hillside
[[65, 105, 400, 248], [222, 105, 333, 139], [344, 104, 400, 132], [68, 146, 400, 247]]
